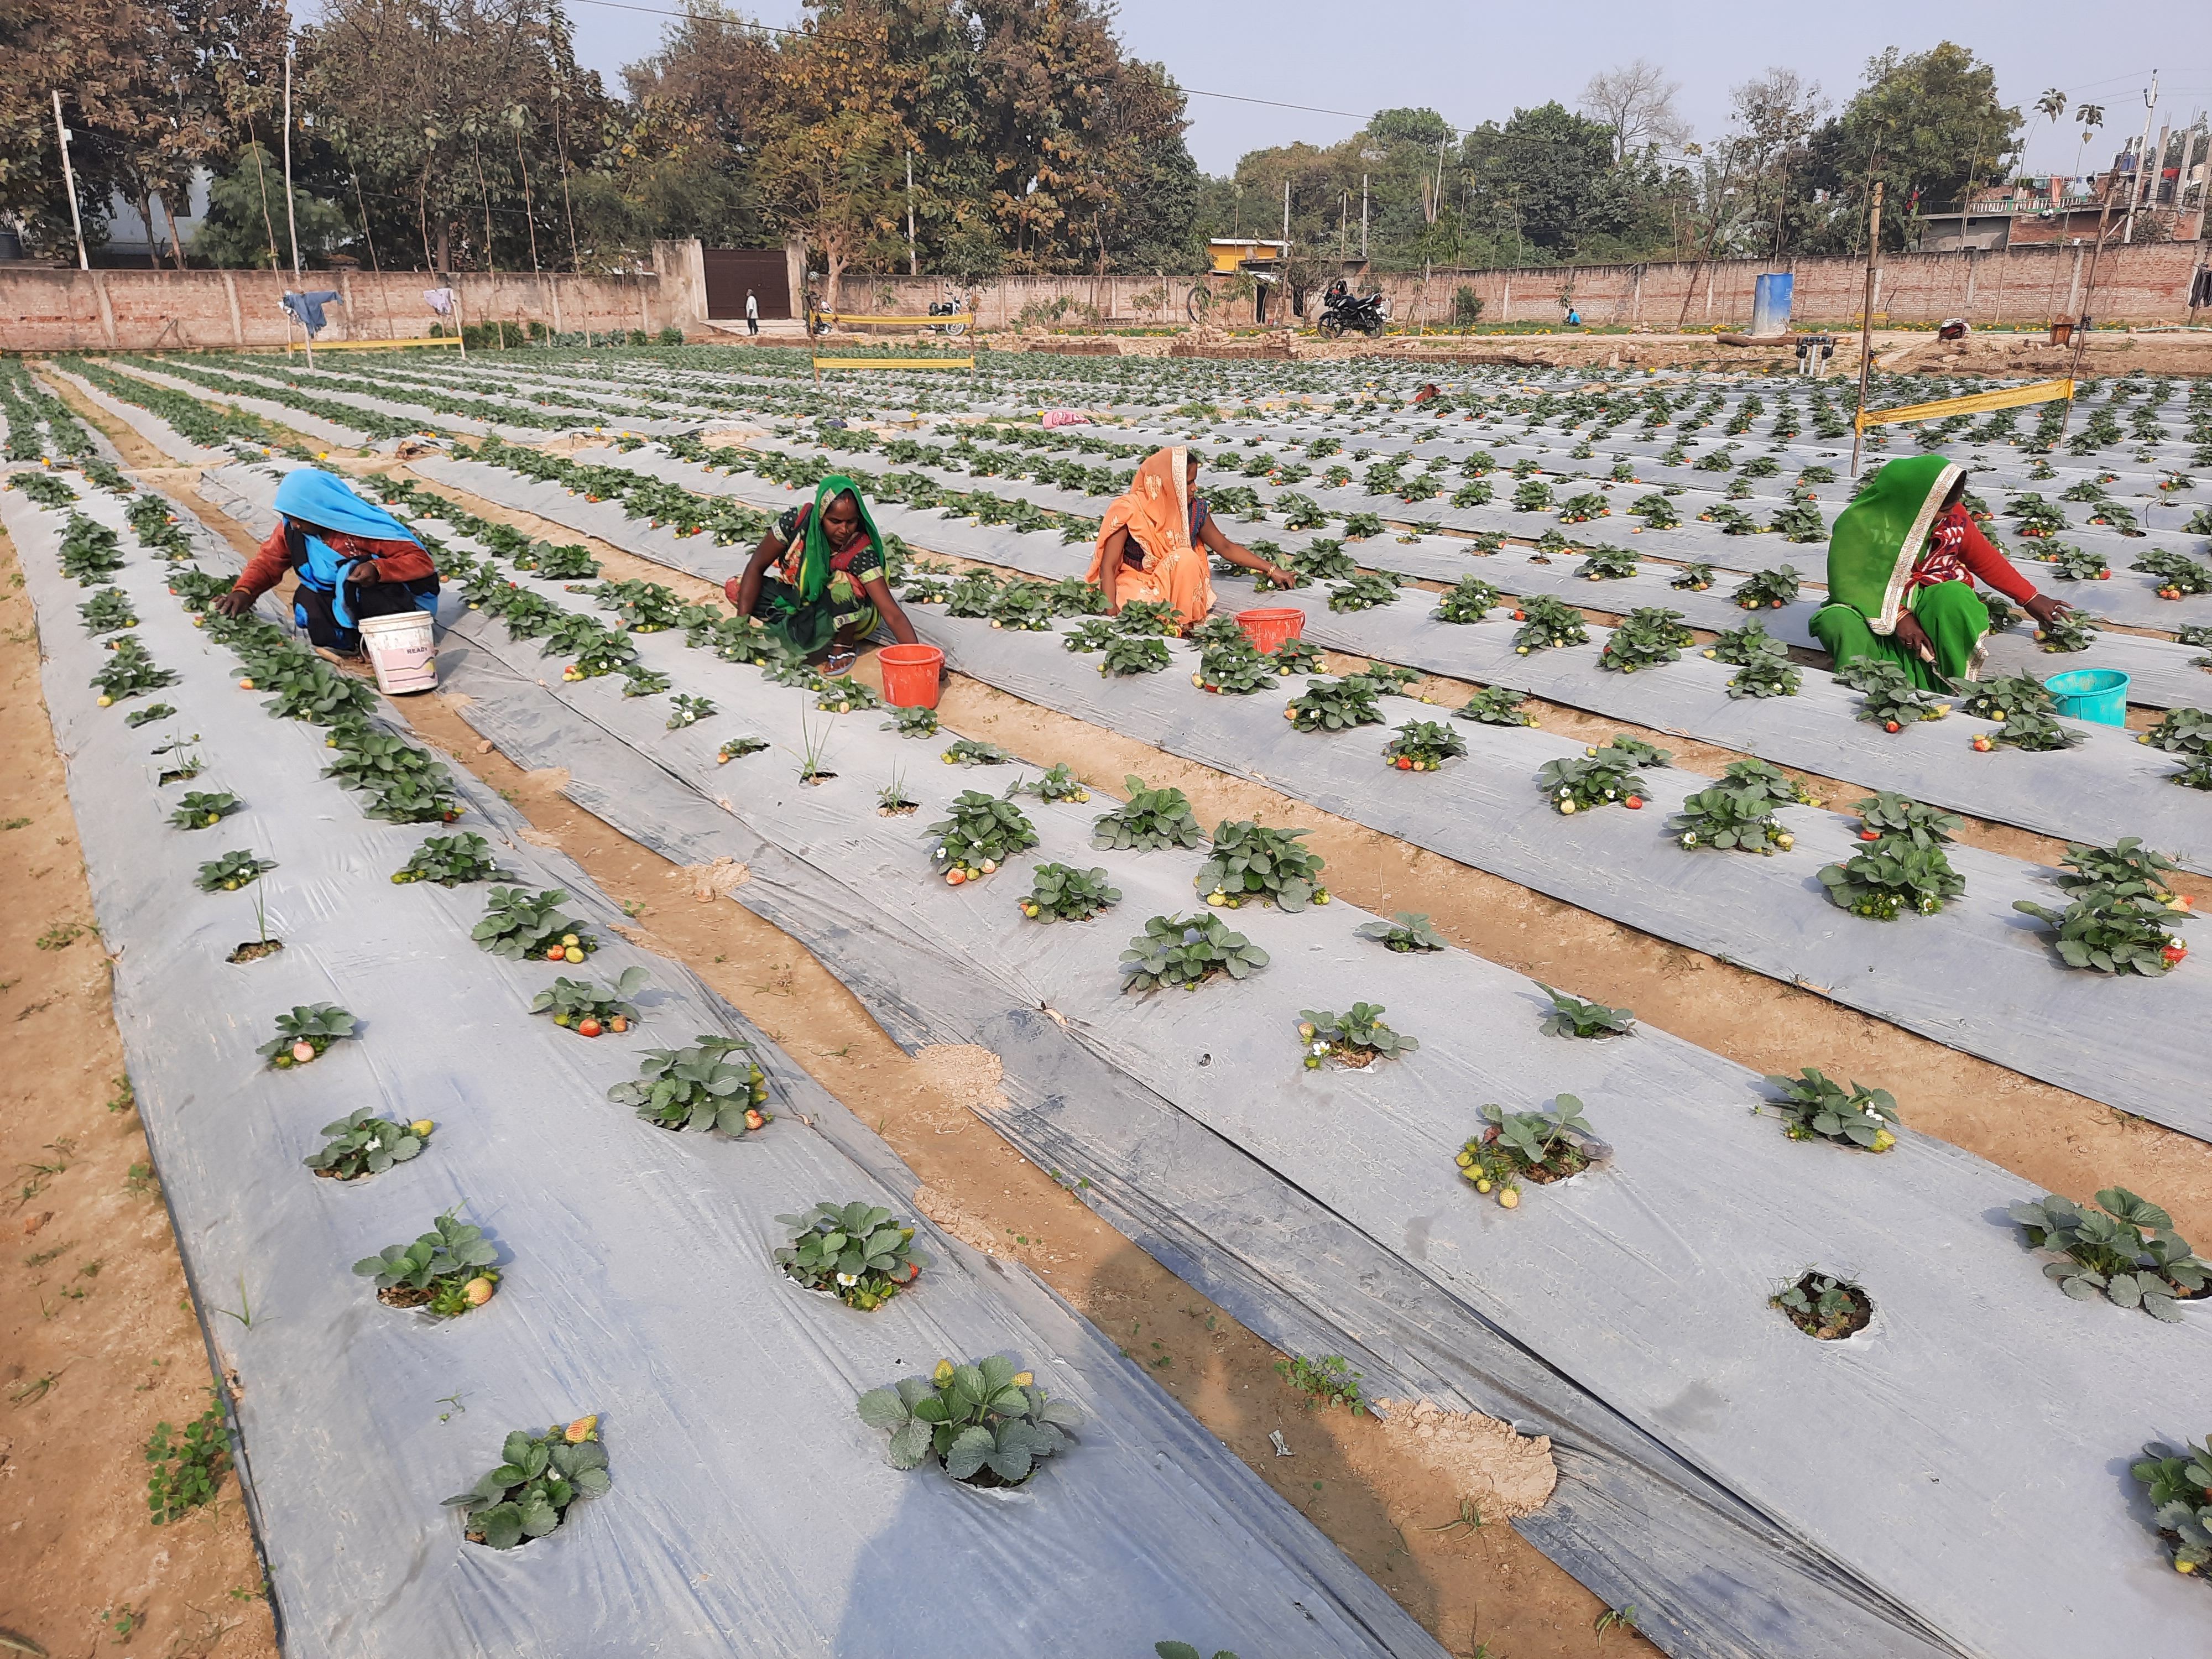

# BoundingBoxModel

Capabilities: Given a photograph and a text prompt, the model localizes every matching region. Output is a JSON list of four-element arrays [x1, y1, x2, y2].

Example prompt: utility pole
[[2124, 72, 2159, 243], [1361, 174, 1368, 260], [1849, 180, 1884, 477], [282, 47, 311, 368], [51, 91, 88, 271], [1282, 178, 1290, 244], [905, 152, 916, 276]]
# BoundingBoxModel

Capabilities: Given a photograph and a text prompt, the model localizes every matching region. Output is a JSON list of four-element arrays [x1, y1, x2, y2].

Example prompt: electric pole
[[283, 47, 311, 367], [1361, 174, 1368, 260], [906, 153, 916, 276], [2124, 72, 2159, 243], [1850, 180, 1884, 477]]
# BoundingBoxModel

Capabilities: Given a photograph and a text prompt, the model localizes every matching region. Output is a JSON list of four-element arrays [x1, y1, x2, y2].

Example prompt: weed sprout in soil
[[1771, 1271, 1871, 1340], [1274, 1353, 1368, 1415]]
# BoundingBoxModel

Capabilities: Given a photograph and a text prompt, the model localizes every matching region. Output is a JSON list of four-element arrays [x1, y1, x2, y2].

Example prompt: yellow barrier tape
[[1854, 378, 2073, 430], [820, 313, 973, 327], [285, 336, 463, 352], [811, 357, 974, 371]]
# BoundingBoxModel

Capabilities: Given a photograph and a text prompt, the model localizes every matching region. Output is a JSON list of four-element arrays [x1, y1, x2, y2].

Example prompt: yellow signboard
[[811, 357, 974, 371], [1855, 378, 2074, 430], [817, 312, 972, 328]]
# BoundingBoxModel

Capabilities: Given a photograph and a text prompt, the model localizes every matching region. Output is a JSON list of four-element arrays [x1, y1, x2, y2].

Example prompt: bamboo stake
[[1849, 181, 1884, 476]]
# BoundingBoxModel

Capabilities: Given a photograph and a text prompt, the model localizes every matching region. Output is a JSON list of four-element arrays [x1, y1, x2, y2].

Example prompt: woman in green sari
[[725, 474, 921, 674], [1809, 453, 2070, 690]]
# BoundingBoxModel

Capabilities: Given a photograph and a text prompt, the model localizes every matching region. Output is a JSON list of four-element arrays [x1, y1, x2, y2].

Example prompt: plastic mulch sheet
[[3, 485, 1445, 1659]]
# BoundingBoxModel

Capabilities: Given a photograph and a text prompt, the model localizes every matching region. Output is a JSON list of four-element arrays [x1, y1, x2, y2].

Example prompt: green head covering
[[795, 474, 883, 603], [1824, 453, 1964, 636]]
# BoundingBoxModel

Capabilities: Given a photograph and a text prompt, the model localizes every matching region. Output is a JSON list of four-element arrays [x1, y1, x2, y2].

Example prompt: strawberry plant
[[1113, 599, 1183, 635], [1572, 545, 1637, 581], [2034, 609, 2101, 653], [2007, 494, 2068, 536], [2010, 1188, 2208, 1320], [608, 1034, 771, 1134], [1010, 762, 1088, 803], [1511, 594, 1590, 654], [1275, 492, 1329, 530], [1820, 795, 1965, 919], [194, 850, 273, 892], [168, 790, 240, 829], [1454, 684, 1536, 727], [2135, 547, 2212, 598], [322, 724, 461, 823], [393, 832, 505, 886], [1771, 1271, 1870, 1340], [1760, 1068, 1900, 1149], [356, 1209, 500, 1313], [1536, 984, 1634, 1038], [549, 615, 637, 680], [1537, 746, 1648, 815], [2013, 879, 2188, 974], [442, 1419, 610, 1549], [1511, 479, 1554, 512], [1272, 635, 1326, 675], [1062, 617, 1118, 654], [1355, 911, 1445, 952], [1382, 719, 1465, 770], [1558, 491, 1609, 524], [12, 471, 78, 508], [1452, 479, 1494, 508], [1630, 493, 1681, 529], [941, 737, 1012, 768], [2061, 836, 2185, 901], [716, 735, 768, 765], [1194, 637, 1277, 694], [1672, 774, 1796, 853], [1703, 617, 1780, 665], [592, 578, 684, 632], [518, 540, 599, 578], [60, 515, 126, 583], [2140, 706, 2212, 758], [1731, 566, 1801, 610], [258, 1003, 355, 1068], [254, 651, 378, 723], [1092, 776, 1202, 851], [927, 791, 1038, 884], [944, 570, 1003, 618], [79, 587, 137, 633], [619, 665, 672, 698], [1099, 634, 1171, 676], [1290, 540, 1358, 583], [1701, 502, 1761, 535], [1339, 512, 1384, 540], [1185, 614, 1250, 649], [2034, 543, 2110, 581], [778, 1201, 926, 1309], [1296, 1003, 1418, 1067], [305, 1108, 431, 1180], [1434, 575, 1501, 623], [815, 679, 879, 714], [2086, 502, 2142, 535], [1021, 862, 1121, 922], [1327, 571, 1401, 613], [660, 691, 715, 731], [92, 639, 178, 704], [1598, 607, 1694, 672], [168, 569, 234, 611], [1457, 1097, 1595, 1207], [473, 886, 597, 962], [531, 967, 648, 1035], [1768, 501, 1828, 542], [1197, 820, 1327, 911], [2133, 1439, 2212, 1574], [856, 1355, 1083, 1486], [883, 704, 939, 739], [1121, 912, 1270, 992], [1841, 660, 1949, 730], [1959, 674, 2051, 723], [1731, 657, 1798, 712], [1285, 676, 1382, 733], [1981, 704, 2083, 752]]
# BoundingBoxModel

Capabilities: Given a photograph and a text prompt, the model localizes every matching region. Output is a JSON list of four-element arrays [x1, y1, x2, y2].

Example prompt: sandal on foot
[[822, 649, 858, 677]]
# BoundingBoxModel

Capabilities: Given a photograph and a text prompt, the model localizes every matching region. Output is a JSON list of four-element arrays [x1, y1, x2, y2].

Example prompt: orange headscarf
[[1086, 446, 1215, 633]]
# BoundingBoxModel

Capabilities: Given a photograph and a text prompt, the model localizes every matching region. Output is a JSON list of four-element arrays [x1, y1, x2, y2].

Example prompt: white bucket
[[357, 609, 437, 695]]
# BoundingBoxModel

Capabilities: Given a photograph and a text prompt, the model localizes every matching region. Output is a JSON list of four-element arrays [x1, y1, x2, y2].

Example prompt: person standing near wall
[[745, 290, 759, 335]]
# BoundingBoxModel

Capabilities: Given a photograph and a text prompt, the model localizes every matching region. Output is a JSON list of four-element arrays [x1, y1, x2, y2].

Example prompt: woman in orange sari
[[1087, 446, 1293, 632]]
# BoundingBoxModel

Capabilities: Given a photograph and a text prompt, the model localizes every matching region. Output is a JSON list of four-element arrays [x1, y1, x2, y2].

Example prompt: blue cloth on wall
[[281, 290, 343, 335]]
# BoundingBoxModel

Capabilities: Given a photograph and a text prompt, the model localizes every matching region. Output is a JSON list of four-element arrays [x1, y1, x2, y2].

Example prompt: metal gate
[[702, 249, 791, 320]]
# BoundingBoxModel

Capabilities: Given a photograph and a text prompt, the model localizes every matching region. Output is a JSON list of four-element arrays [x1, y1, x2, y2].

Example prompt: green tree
[[1460, 102, 1626, 255], [191, 142, 350, 267]]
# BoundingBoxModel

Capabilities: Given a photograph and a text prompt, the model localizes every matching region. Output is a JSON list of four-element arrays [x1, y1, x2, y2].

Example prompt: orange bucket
[[878, 643, 944, 708], [1236, 607, 1305, 655]]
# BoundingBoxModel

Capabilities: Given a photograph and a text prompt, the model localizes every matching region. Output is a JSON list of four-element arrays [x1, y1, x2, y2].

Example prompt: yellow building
[[1206, 238, 1290, 274]]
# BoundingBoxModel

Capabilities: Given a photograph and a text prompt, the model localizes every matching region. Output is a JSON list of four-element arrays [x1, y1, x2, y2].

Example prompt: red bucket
[[878, 643, 944, 709], [1236, 607, 1305, 655]]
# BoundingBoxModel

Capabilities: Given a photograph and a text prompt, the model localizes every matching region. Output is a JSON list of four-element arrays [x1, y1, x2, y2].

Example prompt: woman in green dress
[[1809, 453, 2070, 689], [725, 473, 921, 674]]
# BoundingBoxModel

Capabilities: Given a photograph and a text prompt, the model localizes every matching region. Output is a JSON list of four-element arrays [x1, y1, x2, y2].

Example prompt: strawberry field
[[9, 341, 2212, 1659]]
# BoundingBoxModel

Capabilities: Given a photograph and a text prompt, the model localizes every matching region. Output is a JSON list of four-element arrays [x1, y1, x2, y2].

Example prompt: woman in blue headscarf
[[213, 469, 440, 655]]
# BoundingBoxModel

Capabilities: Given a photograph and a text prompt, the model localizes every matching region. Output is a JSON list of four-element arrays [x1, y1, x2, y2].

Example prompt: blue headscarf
[[272, 468, 426, 632]]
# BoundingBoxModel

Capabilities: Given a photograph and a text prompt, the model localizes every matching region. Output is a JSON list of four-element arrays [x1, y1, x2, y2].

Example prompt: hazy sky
[[558, 0, 2212, 179]]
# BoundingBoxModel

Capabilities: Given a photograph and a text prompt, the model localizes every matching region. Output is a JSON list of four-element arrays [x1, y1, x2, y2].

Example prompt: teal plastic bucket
[[2042, 668, 2130, 726]]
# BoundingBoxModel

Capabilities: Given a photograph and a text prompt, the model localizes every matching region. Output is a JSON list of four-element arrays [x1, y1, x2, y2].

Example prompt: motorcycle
[[927, 286, 968, 336], [1317, 283, 1387, 339]]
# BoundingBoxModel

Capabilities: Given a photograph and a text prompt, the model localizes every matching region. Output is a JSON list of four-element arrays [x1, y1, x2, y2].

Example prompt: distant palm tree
[[2073, 103, 2106, 193], [2027, 88, 2067, 194]]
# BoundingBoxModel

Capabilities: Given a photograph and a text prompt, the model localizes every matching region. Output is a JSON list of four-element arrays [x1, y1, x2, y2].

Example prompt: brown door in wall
[[702, 249, 791, 320]]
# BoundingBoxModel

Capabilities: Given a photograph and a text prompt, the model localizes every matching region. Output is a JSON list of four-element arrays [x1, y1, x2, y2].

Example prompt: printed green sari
[[1808, 453, 1987, 690]]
